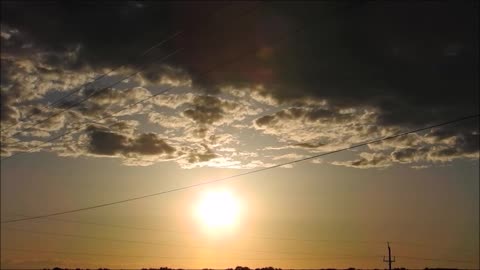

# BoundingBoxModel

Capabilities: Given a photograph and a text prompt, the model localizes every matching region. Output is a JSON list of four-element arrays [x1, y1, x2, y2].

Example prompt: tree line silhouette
[[42, 267, 461, 270]]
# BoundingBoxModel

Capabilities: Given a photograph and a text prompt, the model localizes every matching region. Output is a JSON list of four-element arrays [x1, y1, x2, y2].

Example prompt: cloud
[[294, 142, 326, 149], [184, 143, 218, 164], [391, 147, 430, 163], [333, 152, 392, 169], [254, 106, 358, 132], [332, 129, 479, 169], [389, 130, 479, 163], [183, 95, 229, 125], [152, 92, 195, 109], [367, 133, 424, 151], [182, 95, 261, 127], [86, 125, 175, 157], [86, 87, 151, 107], [0, 137, 48, 157], [128, 133, 176, 155], [87, 128, 127, 156], [0, 87, 20, 126], [271, 153, 306, 161], [254, 107, 382, 152], [147, 112, 189, 129], [137, 63, 192, 87]]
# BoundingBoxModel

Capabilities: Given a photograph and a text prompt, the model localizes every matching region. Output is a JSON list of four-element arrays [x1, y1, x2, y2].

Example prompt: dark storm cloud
[[88, 129, 127, 155], [2, 2, 477, 118], [1, 1, 172, 70], [129, 133, 176, 155], [191, 2, 478, 128], [86, 126, 175, 156], [261, 2, 478, 127], [0, 1, 261, 75]]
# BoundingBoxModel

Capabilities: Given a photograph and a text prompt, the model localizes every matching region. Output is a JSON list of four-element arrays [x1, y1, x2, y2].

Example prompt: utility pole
[[383, 241, 396, 270]]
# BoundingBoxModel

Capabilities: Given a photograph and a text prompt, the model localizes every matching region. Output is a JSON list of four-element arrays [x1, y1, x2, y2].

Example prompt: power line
[[2, 113, 478, 223], [0, 40, 239, 160], [393, 240, 476, 253], [0, 4, 265, 158], [397, 256, 476, 264], [0, 3, 348, 162], [2, 213, 186, 233], [3, 213, 475, 255], [1, 227, 341, 257], [1, 248, 475, 264], [1, 247, 162, 258], [6, 3, 260, 137], [0, 215, 384, 249], [0, 2, 236, 134], [0, 247, 383, 262], [4, 48, 182, 139], [0, 32, 182, 135]]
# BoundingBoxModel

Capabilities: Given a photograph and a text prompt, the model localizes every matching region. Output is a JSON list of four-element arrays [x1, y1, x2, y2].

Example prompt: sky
[[0, 1, 479, 269]]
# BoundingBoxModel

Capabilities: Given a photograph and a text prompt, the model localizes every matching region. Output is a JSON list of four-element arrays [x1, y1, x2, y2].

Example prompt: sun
[[194, 190, 241, 230]]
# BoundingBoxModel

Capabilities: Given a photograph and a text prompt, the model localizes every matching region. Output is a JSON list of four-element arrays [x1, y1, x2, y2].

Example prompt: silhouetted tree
[[255, 267, 282, 270]]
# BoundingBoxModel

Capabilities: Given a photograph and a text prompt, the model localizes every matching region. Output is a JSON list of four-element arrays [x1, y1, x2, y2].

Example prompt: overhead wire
[[0, 3, 265, 159], [1, 248, 475, 264], [0, 247, 386, 262], [0, 2, 236, 134], [0, 2, 251, 140], [2, 113, 478, 223], [1, 115, 478, 266], [0, 34, 181, 135], [0, 2, 348, 162], [1, 227, 346, 258], [397, 256, 476, 264], [2, 213, 476, 255]]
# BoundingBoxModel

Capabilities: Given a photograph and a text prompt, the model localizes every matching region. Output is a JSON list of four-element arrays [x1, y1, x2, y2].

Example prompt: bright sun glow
[[194, 190, 241, 230]]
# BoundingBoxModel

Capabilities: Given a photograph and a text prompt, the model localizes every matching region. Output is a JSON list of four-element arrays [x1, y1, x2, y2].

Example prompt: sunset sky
[[1, 1, 479, 269]]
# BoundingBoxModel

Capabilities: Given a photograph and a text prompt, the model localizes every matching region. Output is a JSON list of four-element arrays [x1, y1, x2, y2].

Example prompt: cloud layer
[[1, 2, 478, 169]]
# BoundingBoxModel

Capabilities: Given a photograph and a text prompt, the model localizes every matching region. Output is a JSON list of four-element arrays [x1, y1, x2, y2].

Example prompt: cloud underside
[[1, 2, 478, 168]]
